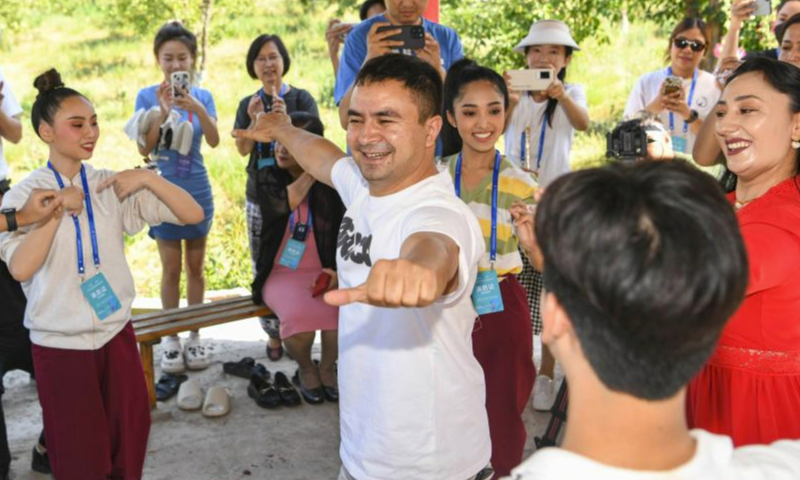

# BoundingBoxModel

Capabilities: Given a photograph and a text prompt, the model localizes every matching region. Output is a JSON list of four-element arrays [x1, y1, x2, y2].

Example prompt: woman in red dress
[[686, 57, 800, 446]]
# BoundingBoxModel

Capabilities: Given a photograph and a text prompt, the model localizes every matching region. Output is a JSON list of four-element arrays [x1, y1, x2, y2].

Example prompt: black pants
[[0, 260, 39, 477]]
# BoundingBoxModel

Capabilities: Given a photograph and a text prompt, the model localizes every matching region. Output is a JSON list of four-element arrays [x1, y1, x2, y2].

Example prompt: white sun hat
[[513, 20, 581, 53]]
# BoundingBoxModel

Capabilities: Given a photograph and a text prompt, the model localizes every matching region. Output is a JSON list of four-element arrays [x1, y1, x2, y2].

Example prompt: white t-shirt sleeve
[[0, 72, 23, 119], [624, 76, 647, 118], [120, 187, 181, 235], [330, 157, 366, 208], [568, 84, 588, 110], [733, 440, 800, 479], [399, 204, 481, 307]]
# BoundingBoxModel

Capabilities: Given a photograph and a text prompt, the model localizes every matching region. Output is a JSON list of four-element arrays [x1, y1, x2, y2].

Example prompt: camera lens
[[541, 71, 550, 79]]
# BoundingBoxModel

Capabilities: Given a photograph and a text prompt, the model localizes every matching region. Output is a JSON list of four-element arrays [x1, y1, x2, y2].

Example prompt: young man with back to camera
[[505, 161, 800, 479], [234, 53, 492, 480]]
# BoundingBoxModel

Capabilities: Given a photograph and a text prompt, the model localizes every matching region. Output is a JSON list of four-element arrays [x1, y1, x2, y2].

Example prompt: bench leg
[[140, 342, 156, 409]]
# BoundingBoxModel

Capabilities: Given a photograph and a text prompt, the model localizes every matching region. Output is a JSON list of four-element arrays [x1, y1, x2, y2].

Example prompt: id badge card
[[471, 270, 505, 315], [176, 154, 193, 178], [80, 273, 122, 321], [257, 157, 276, 169], [278, 239, 307, 270], [672, 135, 687, 154]]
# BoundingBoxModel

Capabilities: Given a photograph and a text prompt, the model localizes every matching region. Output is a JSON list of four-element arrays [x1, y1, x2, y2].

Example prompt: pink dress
[[262, 198, 339, 338]]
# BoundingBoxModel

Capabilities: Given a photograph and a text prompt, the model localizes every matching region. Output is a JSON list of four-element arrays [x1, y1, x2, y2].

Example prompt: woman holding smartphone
[[135, 21, 219, 373], [503, 19, 589, 413], [234, 33, 319, 362], [624, 18, 718, 162]]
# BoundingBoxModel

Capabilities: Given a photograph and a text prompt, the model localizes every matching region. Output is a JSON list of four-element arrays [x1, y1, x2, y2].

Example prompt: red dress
[[687, 178, 800, 446]]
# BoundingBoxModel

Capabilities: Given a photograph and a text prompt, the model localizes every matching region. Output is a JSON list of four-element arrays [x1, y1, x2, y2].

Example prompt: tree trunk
[[199, 0, 212, 86]]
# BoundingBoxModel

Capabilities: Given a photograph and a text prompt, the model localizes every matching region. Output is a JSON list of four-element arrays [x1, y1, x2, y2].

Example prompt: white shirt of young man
[[0, 68, 23, 182], [623, 68, 719, 156], [504, 429, 800, 480], [331, 157, 490, 480], [504, 84, 587, 188]]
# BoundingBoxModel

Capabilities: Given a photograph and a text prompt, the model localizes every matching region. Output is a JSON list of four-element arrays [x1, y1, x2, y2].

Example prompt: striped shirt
[[445, 154, 539, 276]]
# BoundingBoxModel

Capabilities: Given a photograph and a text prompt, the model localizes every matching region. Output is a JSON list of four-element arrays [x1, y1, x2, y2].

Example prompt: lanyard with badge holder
[[48, 162, 122, 321], [277, 193, 313, 271], [455, 150, 505, 315], [666, 67, 697, 154], [256, 83, 289, 170]]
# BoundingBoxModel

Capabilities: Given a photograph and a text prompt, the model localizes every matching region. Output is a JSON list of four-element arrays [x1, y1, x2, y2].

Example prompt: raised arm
[[98, 169, 203, 224], [692, 105, 723, 166], [324, 231, 460, 308], [232, 112, 345, 187]]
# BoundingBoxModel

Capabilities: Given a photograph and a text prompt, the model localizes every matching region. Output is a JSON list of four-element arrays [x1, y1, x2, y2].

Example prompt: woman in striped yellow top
[[441, 58, 539, 479]]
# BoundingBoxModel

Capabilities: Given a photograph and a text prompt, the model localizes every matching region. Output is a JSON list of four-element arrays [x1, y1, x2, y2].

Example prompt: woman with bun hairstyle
[[135, 21, 219, 373], [0, 69, 202, 480], [442, 58, 539, 479]]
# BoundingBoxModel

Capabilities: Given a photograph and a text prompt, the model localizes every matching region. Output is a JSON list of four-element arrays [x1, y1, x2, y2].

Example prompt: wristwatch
[[1, 207, 17, 232], [684, 109, 700, 124]]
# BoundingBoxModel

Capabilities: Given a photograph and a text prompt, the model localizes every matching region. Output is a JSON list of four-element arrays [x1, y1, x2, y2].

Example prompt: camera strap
[[666, 67, 698, 135], [455, 150, 501, 266]]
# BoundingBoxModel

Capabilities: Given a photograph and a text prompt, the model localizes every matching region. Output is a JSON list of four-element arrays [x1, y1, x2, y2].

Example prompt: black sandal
[[267, 343, 284, 362], [223, 357, 255, 379], [248, 373, 281, 409], [155, 373, 188, 402], [273, 372, 301, 406]]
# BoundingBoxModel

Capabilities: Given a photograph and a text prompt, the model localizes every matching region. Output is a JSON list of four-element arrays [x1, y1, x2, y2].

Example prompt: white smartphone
[[171, 71, 191, 98], [753, 0, 771, 16], [507, 68, 555, 92]]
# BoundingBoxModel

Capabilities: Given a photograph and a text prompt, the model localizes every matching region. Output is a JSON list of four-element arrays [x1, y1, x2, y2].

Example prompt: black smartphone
[[376, 25, 426, 50]]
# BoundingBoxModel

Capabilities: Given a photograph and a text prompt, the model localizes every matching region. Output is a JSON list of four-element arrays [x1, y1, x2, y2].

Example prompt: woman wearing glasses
[[624, 18, 718, 162]]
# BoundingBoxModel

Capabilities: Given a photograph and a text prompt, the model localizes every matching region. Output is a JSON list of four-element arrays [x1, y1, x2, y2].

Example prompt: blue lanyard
[[536, 114, 548, 170], [257, 83, 289, 158], [47, 163, 100, 278], [454, 150, 501, 265], [666, 67, 698, 134]]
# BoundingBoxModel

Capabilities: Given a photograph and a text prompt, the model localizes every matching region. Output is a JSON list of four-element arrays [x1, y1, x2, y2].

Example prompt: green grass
[[2, 5, 666, 298]]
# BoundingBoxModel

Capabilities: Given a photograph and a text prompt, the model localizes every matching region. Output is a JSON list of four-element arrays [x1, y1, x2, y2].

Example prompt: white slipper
[[160, 337, 185, 374], [177, 379, 203, 411], [184, 337, 210, 370], [202, 386, 231, 418]]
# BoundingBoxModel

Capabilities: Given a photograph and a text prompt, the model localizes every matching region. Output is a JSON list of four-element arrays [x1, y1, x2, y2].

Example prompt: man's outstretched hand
[[231, 111, 291, 144], [324, 258, 442, 308]]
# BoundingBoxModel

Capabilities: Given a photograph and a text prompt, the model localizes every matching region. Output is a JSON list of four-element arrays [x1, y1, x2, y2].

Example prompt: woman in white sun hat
[[504, 19, 589, 415]]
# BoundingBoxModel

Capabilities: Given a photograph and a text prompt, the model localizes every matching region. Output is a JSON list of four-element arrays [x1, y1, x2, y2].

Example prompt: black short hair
[[354, 54, 443, 123], [289, 111, 324, 137], [246, 34, 291, 79], [154, 21, 197, 61], [535, 161, 748, 400], [778, 12, 800, 43], [31, 69, 87, 139], [360, 0, 386, 21]]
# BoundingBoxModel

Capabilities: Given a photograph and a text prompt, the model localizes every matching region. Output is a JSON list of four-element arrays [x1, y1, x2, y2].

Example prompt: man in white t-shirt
[[505, 161, 800, 480], [0, 68, 24, 200], [234, 54, 492, 480]]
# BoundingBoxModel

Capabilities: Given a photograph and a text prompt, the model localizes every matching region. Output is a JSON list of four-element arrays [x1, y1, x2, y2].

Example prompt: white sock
[[167, 335, 180, 343], [189, 331, 200, 340]]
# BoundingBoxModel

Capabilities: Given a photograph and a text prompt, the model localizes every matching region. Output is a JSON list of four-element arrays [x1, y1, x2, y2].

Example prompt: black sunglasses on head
[[673, 37, 706, 52]]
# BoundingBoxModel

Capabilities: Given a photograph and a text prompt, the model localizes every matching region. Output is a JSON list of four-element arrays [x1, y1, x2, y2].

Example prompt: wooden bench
[[132, 296, 273, 408]]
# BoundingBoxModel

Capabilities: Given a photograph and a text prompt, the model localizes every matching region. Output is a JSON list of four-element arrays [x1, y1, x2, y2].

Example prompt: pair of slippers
[[223, 357, 268, 380], [177, 380, 231, 417]]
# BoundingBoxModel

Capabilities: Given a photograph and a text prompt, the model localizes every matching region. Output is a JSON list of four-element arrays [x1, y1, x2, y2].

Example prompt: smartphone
[[663, 75, 683, 96], [171, 71, 191, 99], [312, 272, 332, 298], [507, 68, 555, 92], [376, 25, 426, 50], [753, 0, 771, 16]]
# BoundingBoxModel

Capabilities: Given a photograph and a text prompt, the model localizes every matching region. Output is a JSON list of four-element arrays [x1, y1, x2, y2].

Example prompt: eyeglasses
[[673, 38, 706, 53]]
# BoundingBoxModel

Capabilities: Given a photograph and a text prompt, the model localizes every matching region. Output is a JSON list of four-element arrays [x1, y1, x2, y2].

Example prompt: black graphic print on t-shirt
[[337, 216, 373, 267]]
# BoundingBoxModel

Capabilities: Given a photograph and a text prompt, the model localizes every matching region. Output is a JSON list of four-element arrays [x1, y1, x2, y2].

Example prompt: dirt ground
[[4, 319, 559, 480]]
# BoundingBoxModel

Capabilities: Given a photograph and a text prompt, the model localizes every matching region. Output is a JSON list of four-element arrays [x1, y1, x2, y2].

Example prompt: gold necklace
[[734, 197, 753, 209]]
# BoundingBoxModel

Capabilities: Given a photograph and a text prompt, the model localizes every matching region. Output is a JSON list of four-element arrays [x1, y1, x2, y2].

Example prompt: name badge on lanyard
[[48, 163, 122, 321], [667, 67, 697, 154], [454, 150, 505, 315], [278, 202, 313, 271], [257, 84, 288, 170]]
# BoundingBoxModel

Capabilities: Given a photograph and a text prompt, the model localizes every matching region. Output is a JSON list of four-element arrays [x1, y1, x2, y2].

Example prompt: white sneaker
[[160, 337, 185, 373], [184, 336, 210, 370], [532, 375, 555, 411]]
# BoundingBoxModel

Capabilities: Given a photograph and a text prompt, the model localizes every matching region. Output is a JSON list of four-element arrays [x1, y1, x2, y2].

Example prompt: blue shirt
[[333, 13, 465, 105]]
